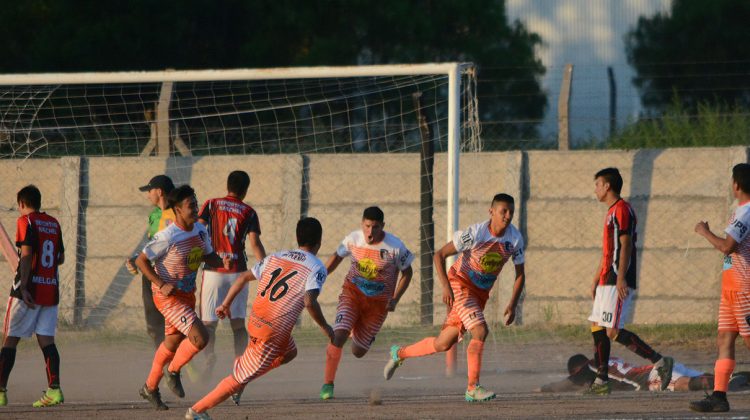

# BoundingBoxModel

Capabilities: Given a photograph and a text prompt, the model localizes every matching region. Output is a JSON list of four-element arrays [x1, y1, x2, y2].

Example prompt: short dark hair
[[567, 353, 594, 385], [17, 185, 41, 210], [167, 185, 196, 209], [362, 206, 384, 223], [296, 217, 322, 247], [733, 163, 750, 194], [491, 193, 514, 207], [594, 167, 623, 194], [227, 170, 250, 195]]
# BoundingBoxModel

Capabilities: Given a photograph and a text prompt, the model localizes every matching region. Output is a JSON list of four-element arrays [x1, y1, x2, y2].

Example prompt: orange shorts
[[718, 289, 750, 337], [334, 286, 388, 351], [152, 290, 197, 337], [442, 280, 488, 339], [232, 334, 296, 384]]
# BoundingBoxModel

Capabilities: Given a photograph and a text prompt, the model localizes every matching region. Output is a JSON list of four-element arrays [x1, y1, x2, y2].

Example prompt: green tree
[[625, 0, 750, 113]]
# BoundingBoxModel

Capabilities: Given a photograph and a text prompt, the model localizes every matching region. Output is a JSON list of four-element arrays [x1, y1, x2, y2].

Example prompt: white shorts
[[200, 271, 248, 322], [587, 285, 634, 329], [3, 297, 58, 338]]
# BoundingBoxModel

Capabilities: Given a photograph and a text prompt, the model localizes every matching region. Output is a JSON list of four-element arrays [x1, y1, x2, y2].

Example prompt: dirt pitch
[[2, 335, 750, 419]]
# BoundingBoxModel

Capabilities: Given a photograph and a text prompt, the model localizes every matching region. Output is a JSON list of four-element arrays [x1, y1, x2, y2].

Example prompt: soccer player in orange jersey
[[198, 170, 266, 403], [135, 185, 230, 410], [586, 168, 672, 396], [384, 193, 525, 402], [185, 217, 333, 420], [690, 163, 750, 413], [0, 185, 65, 407], [319, 206, 413, 400]]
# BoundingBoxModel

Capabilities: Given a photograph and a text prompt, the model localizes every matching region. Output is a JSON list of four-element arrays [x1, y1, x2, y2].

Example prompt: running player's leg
[[586, 285, 614, 394], [227, 274, 249, 358], [142, 275, 165, 348], [322, 290, 359, 395], [1, 296, 38, 405], [169, 320, 209, 374], [31, 304, 63, 407], [349, 300, 388, 358]]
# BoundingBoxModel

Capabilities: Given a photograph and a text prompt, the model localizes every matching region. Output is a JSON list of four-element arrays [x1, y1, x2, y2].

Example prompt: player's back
[[723, 201, 750, 290], [248, 249, 326, 341], [13, 211, 64, 306], [200, 196, 259, 272]]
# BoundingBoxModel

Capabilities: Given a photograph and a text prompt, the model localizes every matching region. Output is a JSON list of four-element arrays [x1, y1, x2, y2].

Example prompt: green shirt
[[146, 207, 175, 239]]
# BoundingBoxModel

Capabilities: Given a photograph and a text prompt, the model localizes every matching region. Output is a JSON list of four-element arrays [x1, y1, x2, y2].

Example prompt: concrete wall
[[0, 147, 746, 331]]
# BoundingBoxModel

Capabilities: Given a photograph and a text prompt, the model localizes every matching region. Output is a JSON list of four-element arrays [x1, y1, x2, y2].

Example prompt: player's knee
[[332, 330, 349, 347], [433, 340, 452, 352], [352, 346, 368, 358], [190, 324, 210, 349], [469, 324, 488, 341]]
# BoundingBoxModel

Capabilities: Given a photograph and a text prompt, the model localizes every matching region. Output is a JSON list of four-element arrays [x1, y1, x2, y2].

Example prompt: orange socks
[[324, 344, 343, 384], [714, 358, 736, 392], [146, 343, 175, 390], [398, 337, 437, 359], [192, 375, 243, 413], [168, 339, 201, 373], [467, 339, 484, 390]]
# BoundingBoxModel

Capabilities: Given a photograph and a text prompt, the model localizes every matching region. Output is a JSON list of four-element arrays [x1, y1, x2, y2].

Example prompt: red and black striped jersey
[[199, 196, 260, 273], [598, 199, 637, 289], [12, 212, 64, 306]]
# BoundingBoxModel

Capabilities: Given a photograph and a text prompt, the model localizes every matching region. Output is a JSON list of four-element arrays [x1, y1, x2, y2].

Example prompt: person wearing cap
[[125, 174, 176, 348]]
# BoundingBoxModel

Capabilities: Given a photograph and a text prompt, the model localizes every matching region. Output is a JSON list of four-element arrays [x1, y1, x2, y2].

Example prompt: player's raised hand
[[504, 303, 516, 325], [21, 289, 36, 309], [158, 283, 175, 297], [695, 221, 710, 235], [125, 257, 139, 275], [215, 303, 231, 319], [442, 285, 454, 308]]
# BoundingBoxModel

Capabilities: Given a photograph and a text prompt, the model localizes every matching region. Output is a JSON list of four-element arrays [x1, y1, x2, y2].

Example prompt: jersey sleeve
[[305, 265, 327, 292], [335, 233, 353, 258], [198, 199, 211, 224], [452, 224, 477, 253], [15, 216, 34, 247], [614, 205, 635, 237], [250, 256, 266, 280], [246, 210, 261, 235], [512, 230, 525, 265], [726, 205, 750, 243], [142, 231, 171, 262], [396, 242, 415, 271]]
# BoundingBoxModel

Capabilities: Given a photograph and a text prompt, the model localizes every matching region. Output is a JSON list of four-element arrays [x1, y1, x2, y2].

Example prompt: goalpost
[[0, 63, 479, 374]]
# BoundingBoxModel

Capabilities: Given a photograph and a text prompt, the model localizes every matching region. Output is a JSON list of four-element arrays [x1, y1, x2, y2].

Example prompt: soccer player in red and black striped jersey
[[198, 170, 265, 403], [0, 185, 65, 407], [586, 168, 672, 395]]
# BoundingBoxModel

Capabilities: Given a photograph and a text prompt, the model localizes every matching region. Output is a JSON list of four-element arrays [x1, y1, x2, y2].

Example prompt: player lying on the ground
[[185, 217, 333, 420], [538, 353, 750, 393], [135, 185, 230, 410], [319, 206, 414, 400], [384, 193, 525, 402]]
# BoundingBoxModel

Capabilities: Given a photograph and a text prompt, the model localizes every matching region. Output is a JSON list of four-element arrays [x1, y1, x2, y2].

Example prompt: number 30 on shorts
[[601, 311, 613, 323]]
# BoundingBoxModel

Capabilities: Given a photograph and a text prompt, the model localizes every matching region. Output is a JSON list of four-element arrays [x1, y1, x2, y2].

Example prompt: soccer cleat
[[231, 387, 244, 405], [583, 381, 611, 395], [689, 393, 730, 412], [139, 384, 168, 410], [32, 387, 64, 407], [464, 385, 496, 402], [185, 407, 213, 420], [320, 383, 334, 400], [655, 356, 674, 391], [166, 369, 186, 398], [0, 388, 7, 406], [383, 345, 404, 380]]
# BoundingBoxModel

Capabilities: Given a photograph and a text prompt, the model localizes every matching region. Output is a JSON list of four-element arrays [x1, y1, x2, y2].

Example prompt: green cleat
[[465, 385, 496, 402], [32, 387, 64, 407], [230, 386, 244, 405], [320, 383, 334, 400], [0, 388, 7, 406], [383, 345, 404, 380], [583, 381, 612, 396]]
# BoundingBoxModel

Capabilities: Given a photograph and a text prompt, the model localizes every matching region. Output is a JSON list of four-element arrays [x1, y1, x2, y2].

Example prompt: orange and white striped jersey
[[450, 220, 524, 299], [247, 249, 327, 341], [722, 201, 750, 291], [143, 222, 213, 298], [337, 230, 414, 301]]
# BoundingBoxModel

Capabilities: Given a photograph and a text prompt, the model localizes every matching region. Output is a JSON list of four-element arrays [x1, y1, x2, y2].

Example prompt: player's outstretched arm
[[217, 271, 256, 319], [695, 221, 738, 255], [388, 266, 413, 312], [325, 253, 343, 275], [304, 289, 334, 342], [434, 242, 457, 307], [504, 263, 525, 325], [247, 232, 267, 261]]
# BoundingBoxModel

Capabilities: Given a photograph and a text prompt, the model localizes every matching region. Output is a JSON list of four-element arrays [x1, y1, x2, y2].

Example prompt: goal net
[[0, 64, 509, 359]]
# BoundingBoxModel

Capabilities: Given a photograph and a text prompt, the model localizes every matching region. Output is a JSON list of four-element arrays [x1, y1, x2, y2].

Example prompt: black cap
[[139, 175, 175, 193]]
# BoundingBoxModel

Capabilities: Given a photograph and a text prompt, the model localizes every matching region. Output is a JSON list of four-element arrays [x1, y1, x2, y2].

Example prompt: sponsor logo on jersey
[[379, 249, 392, 261], [468, 270, 498, 290], [724, 255, 733, 271], [351, 276, 386, 296], [357, 257, 378, 280], [479, 252, 503, 273], [187, 247, 203, 271]]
